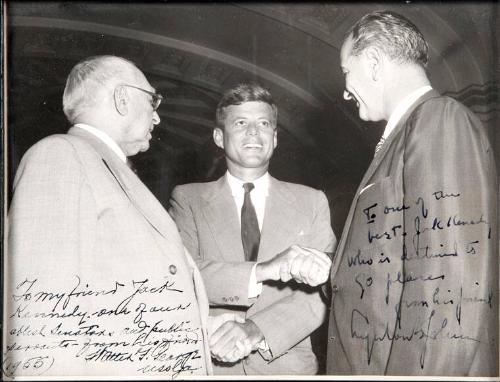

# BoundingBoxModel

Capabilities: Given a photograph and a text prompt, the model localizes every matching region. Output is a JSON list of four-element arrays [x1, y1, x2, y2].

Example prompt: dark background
[[4, 1, 499, 373]]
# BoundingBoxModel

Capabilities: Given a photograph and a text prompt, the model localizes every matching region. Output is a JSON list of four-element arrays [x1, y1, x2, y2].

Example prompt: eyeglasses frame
[[120, 84, 163, 111]]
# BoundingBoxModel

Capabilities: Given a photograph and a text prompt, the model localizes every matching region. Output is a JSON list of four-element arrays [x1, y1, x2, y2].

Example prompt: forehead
[[224, 101, 274, 119], [340, 36, 355, 67], [130, 67, 155, 92]]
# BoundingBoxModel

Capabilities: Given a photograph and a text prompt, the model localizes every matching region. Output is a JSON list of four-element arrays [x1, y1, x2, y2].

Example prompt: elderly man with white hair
[[5, 55, 213, 378]]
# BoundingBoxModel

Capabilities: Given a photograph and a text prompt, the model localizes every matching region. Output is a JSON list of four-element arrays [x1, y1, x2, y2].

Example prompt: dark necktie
[[241, 183, 260, 262]]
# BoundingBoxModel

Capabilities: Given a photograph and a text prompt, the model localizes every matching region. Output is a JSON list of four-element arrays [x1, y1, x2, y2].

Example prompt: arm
[[169, 187, 256, 306], [8, 137, 94, 279], [400, 99, 497, 375], [248, 191, 336, 358]]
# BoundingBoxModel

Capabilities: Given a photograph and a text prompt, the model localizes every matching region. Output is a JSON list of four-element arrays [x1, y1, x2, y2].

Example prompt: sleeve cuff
[[257, 338, 273, 360], [248, 263, 263, 298]]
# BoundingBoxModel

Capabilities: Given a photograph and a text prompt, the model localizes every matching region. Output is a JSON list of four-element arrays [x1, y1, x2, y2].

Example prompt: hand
[[207, 313, 245, 339], [209, 319, 264, 363], [256, 245, 332, 286], [288, 246, 332, 286]]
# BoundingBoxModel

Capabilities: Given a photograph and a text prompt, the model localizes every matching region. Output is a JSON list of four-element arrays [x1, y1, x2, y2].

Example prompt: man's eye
[[234, 120, 247, 127], [259, 121, 270, 128]]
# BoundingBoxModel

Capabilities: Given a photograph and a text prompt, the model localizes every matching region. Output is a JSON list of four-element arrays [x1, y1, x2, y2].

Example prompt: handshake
[[256, 244, 332, 287], [207, 245, 332, 363]]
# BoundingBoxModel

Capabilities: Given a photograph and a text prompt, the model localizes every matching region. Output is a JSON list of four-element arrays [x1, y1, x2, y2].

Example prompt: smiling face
[[213, 101, 277, 180], [340, 35, 384, 122]]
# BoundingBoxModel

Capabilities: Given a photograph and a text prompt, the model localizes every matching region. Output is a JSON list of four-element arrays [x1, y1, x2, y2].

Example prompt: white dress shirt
[[383, 85, 433, 140], [74, 123, 127, 163], [226, 171, 270, 298]]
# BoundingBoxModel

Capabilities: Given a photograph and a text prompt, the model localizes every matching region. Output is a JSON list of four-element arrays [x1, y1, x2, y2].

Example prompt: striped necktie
[[375, 136, 386, 156]]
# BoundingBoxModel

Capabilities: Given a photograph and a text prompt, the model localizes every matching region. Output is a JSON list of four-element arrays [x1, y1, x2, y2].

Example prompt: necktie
[[375, 136, 386, 156], [241, 183, 260, 262]]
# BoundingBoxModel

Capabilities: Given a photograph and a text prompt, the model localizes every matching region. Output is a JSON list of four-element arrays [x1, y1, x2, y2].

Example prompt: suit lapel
[[67, 127, 183, 251], [201, 176, 246, 261], [259, 177, 299, 261], [330, 89, 441, 278]]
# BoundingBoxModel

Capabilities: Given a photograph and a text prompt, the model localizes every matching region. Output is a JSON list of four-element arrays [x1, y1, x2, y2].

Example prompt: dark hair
[[215, 83, 278, 128], [345, 10, 429, 68]]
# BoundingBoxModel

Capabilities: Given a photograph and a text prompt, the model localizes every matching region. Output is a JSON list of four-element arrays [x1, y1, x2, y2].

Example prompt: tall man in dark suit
[[5, 55, 213, 378], [170, 83, 336, 375], [326, 11, 498, 376]]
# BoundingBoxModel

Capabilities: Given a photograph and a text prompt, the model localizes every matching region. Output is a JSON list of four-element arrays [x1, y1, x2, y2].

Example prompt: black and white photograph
[[2, 1, 499, 380]]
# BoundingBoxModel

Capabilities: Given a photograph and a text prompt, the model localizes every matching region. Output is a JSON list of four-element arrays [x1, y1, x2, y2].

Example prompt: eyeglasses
[[121, 84, 163, 111]]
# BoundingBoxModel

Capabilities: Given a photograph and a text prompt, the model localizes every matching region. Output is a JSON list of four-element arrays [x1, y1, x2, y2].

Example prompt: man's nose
[[246, 122, 259, 135], [152, 111, 160, 125], [343, 90, 353, 101]]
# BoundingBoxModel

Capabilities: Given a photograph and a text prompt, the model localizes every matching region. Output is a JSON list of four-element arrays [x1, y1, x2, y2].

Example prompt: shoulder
[[171, 180, 220, 204], [409, 95, 487, 141], [272, 178, 328, 204], [21, 133, 89, 168], [415, 95, 481, 128]]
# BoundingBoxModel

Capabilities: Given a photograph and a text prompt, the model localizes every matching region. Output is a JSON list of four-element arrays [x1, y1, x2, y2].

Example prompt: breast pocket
[[352, 176, 403, 250]]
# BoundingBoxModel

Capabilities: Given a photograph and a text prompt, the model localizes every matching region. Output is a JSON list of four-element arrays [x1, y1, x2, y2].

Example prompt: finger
[[297, 254, 315, 284], [211, 323, 241, 354], [279, 259, 292, 282], [290, 253, 306, 282], [234, 315, 246, 324], [209, 321, 235, 347], [314, 260, 331, 285], [305, 261, 322, 286], [212, 334, 238, 360], [300, 247, 332, 267]]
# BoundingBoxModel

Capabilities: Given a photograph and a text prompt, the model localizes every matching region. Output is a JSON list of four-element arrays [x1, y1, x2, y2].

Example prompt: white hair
[[62, 55, 138, 123]]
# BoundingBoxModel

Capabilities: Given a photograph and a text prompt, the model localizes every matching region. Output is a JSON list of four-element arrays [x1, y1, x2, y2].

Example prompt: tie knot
[[243, 182, 255, 193], [375, 136, 386, 155]]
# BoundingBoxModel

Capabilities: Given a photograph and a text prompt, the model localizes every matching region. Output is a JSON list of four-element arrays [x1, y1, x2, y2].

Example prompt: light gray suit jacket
[[5, 127, 212, 377], [170, 175, 336, 375]]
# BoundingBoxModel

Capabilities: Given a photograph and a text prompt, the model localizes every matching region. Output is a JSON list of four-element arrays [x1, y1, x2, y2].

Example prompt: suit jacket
[[5, 127, 212, 378], [170, 175, 336, 375], [326, 90, 498, 376]]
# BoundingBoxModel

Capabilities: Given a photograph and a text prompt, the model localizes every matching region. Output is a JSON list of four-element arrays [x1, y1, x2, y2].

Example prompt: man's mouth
[[243, 143, 263, 149]]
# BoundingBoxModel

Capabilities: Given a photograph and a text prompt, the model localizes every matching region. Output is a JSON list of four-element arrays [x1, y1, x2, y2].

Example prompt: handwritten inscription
[[3, 277, 206, 379], [346, 189, 495, 369]]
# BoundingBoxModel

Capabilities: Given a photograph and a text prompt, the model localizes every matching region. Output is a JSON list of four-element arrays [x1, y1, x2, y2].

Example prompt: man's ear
[[213, 128, 224, 149], [114, 85, 129, 115], [364, 46, 382, 82], [273, 128, 278, 148]]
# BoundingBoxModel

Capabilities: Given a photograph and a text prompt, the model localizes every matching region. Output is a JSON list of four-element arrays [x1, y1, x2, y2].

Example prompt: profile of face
[[340, 36, 384, 122], [117, 69, 160, 156], [213, 101, 277, 178]]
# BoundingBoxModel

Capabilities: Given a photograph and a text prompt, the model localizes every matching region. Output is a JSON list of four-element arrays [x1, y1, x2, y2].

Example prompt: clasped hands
[[256, 244, 332, 287], [208, 314, 263, 363], [208, 245, 332, 363]]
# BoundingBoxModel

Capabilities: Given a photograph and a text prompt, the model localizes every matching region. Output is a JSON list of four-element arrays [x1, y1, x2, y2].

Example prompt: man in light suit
[[169, 83, 336, 375], [5, 55, 213, 378], [326, 11, 498, 376]]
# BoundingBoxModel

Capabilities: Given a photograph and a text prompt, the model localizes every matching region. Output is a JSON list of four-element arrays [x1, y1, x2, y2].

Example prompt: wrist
[[255, 261, 277, 283], [245, 319, 264, 345]]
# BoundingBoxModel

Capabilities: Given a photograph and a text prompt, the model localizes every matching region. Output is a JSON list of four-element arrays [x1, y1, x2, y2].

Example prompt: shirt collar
[[74, 123, 127, 163], [383, 85, 433, 139], [226, 171, 270, 197]]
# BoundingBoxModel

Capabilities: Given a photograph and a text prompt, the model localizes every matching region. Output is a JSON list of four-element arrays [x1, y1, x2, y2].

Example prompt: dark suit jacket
[[326, 90, 498, 376], [170, 175, 336, 375]]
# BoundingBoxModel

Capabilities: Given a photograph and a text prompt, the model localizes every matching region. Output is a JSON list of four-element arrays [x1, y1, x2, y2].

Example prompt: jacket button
[[331, 285, 339, 293], [169, 265, 177, 275], [329, 336, 336, 342]]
